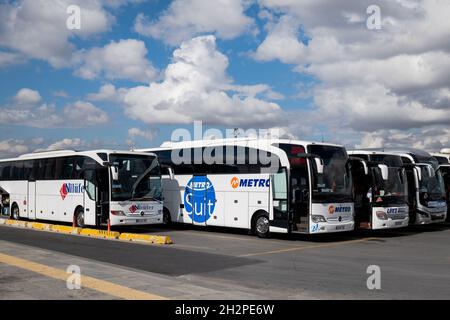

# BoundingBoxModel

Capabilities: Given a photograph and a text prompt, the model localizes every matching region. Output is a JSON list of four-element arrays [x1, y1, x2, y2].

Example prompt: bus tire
[[11, 203, 20, 220], [74, 207, 85, 228], [163, 207, 171, 225], [252, 211, 270, 238]]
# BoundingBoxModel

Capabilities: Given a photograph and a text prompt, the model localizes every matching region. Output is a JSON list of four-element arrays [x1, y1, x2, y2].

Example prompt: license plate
[[336, 225, 345, 230], [395, 221, 403, 226]]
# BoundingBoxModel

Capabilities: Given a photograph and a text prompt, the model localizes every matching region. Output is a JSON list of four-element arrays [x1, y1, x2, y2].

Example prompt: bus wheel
[[163, 208, 171, 225], [11, 203, 20, 220], [253, 213, 270, 238], [74, 207, 85, 228]]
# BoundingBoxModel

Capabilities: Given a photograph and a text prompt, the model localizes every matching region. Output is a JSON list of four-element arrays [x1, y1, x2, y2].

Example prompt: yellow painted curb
[[51, 225, 81, 235], [119, 233, 173, 245], [28, 222, 52, 231], [80, 228, 120, 239], [5, 220, 28, 228]]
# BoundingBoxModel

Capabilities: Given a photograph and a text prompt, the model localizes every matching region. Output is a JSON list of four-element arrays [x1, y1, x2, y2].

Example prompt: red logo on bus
[[60, 184, 68, 200], [129, 205, 138, 213]]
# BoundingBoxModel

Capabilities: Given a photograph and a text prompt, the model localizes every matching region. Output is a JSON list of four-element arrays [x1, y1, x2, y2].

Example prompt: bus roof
[[348, 149, 402, 157], [0, 149, 157, 163], [360, 147, 431, 157], [139, 137, 344, 150]]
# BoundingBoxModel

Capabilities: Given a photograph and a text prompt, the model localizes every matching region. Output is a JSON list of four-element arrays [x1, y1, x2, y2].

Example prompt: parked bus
[[369, 148, 447, 225], [434, 162, 450, 222], [139, 138, 355, 237], [0, 150, 163, 227], [348, 150, 409, 230], [431, 148, 450, 164]]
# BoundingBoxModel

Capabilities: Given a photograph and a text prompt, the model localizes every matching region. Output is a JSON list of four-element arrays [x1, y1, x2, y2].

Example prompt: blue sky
[[1, 0, 450, 156]]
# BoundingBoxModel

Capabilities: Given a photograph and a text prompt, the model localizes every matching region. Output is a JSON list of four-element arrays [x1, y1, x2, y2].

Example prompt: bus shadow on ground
[[127, 221, 450, 243]]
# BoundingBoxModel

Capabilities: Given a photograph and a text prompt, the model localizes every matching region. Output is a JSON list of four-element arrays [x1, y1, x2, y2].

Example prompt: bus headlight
[[312, 215, 327, 223], [111, 210, 126, 216], [376, 211, 388, 220]]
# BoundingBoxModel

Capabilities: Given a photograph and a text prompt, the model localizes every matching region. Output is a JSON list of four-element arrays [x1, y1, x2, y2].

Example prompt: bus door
[[27, 181, 36, 220], [348, 158, 371, 228], [187, 174, 212, 226], [83, 170, 98, 226], [269, 168, 289, 231]]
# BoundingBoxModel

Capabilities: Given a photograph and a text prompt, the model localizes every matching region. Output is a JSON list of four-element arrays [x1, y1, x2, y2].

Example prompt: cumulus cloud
[[252, 15, 306, 64], [254, 0, 450, 147], [128, 127, 158, 141], [86, 83, 127, 102], [134, 0, 255, 45], [39, 138, 84, 151], [356, 126, 450, 152], [0, 139, 30, 158], [123, 35, 283, 127], [0, 89, 109, 128], [0, 51, 24, 68], [73, 39, 158, 82], [14, 88, 42, 105], [0, 0, 117, 68]]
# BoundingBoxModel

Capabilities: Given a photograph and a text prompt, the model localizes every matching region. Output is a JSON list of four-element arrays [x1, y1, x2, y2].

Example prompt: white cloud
[[0, 51, 24, 68], [252, 15, 306, 64], [62, 101, 110, 126], [86, 83, 127, 102], [0, 0, 116, 68], [39, 138, 83, 151], [0, 139, 30, 158], [0, 89, 109, 128], [128, 127, 158, 141], [134, 0, 255, 45], [123, 35, 283, 127], [356, 127, 450, 152], [73, 39, 157, 82], [14, 88, 42, 105], [252, 0, 450, 148]]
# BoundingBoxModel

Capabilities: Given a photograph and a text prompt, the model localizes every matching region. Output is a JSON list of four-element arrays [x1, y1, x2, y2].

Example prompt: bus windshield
[[370, 166, 408, 206], [110, 154, 162, 202], [418, 166, 446, 204], [308, 145, 353, 203]]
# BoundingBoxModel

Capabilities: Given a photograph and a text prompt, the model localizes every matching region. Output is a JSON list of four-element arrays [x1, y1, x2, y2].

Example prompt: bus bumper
[[430, 212, 447, 223], [372, 217, 409, 229], [109, 214, 163, 226], [307, 221, 355, 234]]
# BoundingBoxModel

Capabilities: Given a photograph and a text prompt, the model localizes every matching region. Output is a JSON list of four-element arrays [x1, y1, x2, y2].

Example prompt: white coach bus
[[348, 150, 409, 230], [139, 138, 355, 237], [0, 150, 163, 227], [431, 148, 450, 164], [372, 148, 447, 225]]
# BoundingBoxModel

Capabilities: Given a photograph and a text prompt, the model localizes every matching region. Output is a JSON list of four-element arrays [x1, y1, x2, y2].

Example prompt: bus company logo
[[230, 177, 270, 189], [184, 177, 216, 223], [60, 183, 83, 200], [328, 205, 351, 215], [230, 177, 240, 189], [129, 204, 154, 213]]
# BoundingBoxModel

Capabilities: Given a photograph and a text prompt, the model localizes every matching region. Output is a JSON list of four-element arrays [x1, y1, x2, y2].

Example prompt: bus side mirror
[[378, 164, 389, 180], [161, 165, 175, 180], [360, 160, 369, 175], [314, 158, 324, 174], [415, 167, 422, 181], [427, 166, 434, 177], [111, 166, 119, 181], [167, 167, 175, 180]]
